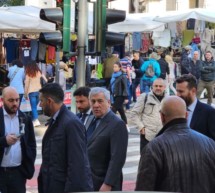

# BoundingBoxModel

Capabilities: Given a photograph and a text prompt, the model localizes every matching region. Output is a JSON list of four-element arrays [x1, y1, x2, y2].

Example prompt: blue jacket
[[141, 58, 161, 82]]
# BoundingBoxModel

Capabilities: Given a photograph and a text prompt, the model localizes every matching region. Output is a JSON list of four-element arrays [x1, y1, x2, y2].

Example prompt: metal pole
[[76, 0, 88, 88], [55, 46, 60, 83], [86, 3, 89, 51], [63, 0, 71, 52]]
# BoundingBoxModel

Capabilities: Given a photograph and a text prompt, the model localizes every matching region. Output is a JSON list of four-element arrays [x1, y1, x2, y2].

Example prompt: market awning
[[0, 6, 55, 33], [108, 13, 165, 33], [153, 8, 215, 23]]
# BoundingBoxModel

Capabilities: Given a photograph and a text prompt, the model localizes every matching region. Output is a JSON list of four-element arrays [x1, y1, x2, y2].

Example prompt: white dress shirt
[[82, 109, 92, 125], [1, 108, 22, 167]]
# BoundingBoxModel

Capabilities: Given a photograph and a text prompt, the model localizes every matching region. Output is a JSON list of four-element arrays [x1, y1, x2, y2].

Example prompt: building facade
[[25, 0, 56, 8], [109, 0, 213, 13]]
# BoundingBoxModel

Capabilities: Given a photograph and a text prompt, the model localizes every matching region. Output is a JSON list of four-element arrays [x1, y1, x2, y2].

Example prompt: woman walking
[[24, 60, 47, 127], [8, 59, 25, 106], [110, 61, 128, 125], [165, 55, 177, 95]]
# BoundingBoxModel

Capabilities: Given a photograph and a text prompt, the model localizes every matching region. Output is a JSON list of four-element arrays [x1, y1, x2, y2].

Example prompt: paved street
[[26, 114, 140, 193]]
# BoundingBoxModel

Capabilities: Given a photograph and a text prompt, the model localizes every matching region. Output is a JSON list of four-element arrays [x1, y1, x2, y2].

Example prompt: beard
[[181, 94, 193, 107], [4, 104, 18, 115], [42, 106, 52, 117]]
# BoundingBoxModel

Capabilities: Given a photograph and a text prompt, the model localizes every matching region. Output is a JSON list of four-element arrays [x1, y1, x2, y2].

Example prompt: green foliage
[[0, 0, 24, 6]]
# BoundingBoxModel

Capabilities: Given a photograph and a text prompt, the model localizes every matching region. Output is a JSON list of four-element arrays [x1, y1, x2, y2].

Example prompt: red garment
[[19, 39, 30, 48], [192, 37, 201, 44], [48, 46, 55, 60], [141, 34, 150, 53]]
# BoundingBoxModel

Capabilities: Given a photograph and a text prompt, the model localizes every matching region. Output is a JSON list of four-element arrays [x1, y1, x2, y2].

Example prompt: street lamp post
[[76, 0, 88, 88]]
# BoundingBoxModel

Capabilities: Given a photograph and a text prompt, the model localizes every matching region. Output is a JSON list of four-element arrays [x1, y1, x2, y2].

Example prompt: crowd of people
[[0, 44, 215, 193], [6, 59, 69, 127]]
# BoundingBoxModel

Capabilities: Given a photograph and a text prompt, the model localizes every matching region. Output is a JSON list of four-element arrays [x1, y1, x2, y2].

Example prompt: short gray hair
[[89, 87, 110, 101]]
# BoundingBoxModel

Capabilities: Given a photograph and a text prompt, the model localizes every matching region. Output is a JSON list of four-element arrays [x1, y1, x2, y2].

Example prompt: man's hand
[[6, 134, 19, 145], [99, 183, 112, 192], [139, 127, 145, 135]]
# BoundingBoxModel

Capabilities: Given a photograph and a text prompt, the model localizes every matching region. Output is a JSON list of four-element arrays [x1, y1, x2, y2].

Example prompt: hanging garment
[[152, 29, 171, 48], [132, 32, 141, 50], [20, 47, 31, 65], [30, 39, 38, 61], [3, 38, 19, 63], [182, 30, 195, 46]]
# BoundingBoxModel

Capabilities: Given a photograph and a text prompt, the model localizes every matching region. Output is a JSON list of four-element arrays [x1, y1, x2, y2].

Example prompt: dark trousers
[[132, 78, 141, 102], [0, 167, 26, 193], [140, 134, 149, 154], [112, 96, 127, 124], [125, 79, 132, 110]]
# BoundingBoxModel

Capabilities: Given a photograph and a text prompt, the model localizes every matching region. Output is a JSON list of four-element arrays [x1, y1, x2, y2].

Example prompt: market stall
[[153, 8, 215, 24], [153, 8, 215, 57], [108, 13, 165, 32], [0, 6, 55, 33]]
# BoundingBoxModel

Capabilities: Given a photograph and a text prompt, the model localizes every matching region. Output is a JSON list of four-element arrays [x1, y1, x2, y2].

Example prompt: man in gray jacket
[[197, 50, 215, 105], [130, 78, 166, 153]]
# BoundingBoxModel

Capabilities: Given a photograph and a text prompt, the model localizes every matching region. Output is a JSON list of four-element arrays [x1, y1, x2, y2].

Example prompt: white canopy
[[108, 13, 165, 33], [153, 8, 215, 23], [0, 6, 55, 33]]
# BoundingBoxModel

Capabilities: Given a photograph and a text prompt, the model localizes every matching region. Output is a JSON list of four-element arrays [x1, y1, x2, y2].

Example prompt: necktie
[[81, 113, 87, 124], [87, 118, 100, 140], [186, 107, 191, 112]]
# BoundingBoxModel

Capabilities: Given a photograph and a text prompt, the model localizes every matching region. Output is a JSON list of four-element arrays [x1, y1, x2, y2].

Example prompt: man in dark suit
[[73, 86, 94, 128], [38, 83, 93, 193], [0, 87, 36, 193], [87, 87, 128, 191], [176, 74, 215, 140]]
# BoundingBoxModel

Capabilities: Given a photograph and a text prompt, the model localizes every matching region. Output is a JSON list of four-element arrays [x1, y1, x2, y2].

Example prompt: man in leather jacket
[[136, 96, 215, 193]]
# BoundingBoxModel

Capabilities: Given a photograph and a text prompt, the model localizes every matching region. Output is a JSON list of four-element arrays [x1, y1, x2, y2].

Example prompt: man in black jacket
[[38, 83, 93, 193], [197, 50, 215, 105], [189, 51, 201, 81], [180, 45, 192, 74], [131, 51, 144, 102], [0, 87, 36, 193], [157, 52, 170, 80], [136, 96, 215, 193]]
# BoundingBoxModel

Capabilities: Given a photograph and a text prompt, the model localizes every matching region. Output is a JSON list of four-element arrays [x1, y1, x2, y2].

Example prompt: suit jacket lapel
[[76, 113, 81, 119], [18, 111, 26, 132], [87, 111, 112, 146], [42, 119, 57, 151], [190, 101, 200, 129], [85, 115, 94, 130], [42, 105, 65, 152], [0, 108, 5, 137]]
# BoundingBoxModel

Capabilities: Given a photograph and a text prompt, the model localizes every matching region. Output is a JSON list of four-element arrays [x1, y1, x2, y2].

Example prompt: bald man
[[189, 51, 201, 81], [136, 96, 215, 193], [0, 87, 36, 193]]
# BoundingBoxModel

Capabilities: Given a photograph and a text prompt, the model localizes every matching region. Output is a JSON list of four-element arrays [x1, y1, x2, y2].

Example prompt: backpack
[[145, 63, 155, 77]]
